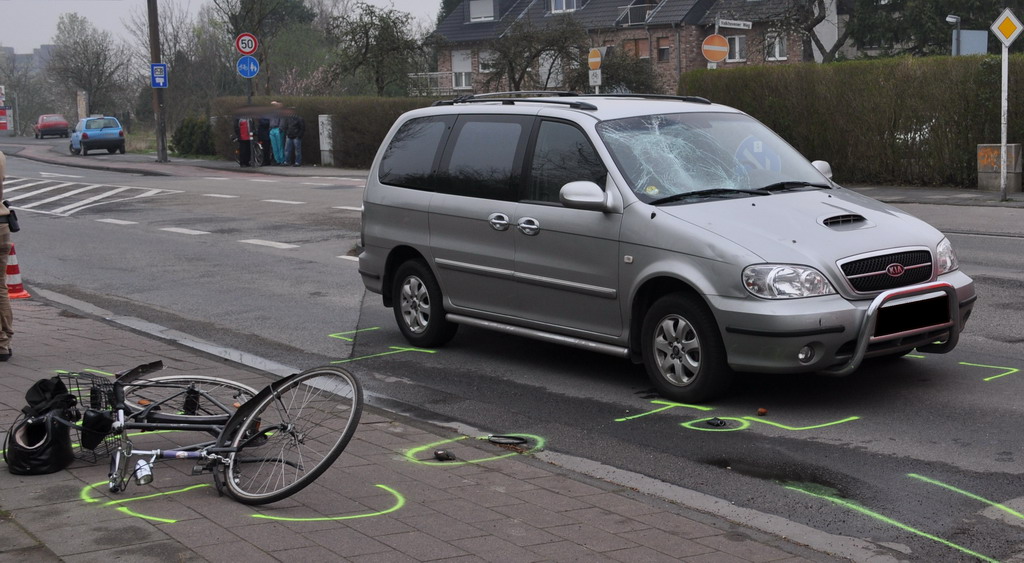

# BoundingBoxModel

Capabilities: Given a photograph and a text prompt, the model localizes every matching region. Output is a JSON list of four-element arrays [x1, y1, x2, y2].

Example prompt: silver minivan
[[358, 94, 975, 402]]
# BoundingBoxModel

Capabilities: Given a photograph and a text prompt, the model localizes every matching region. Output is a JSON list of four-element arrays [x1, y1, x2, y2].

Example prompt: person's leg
[[0, 226, 12, 359], [284, 137, 295, 165], [294, 139, 302, 166], [270, 128, 284, 164]]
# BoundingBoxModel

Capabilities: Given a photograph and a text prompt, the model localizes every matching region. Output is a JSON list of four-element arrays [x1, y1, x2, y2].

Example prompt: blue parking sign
[[151, 63, 168, 88], [237, 56, 260, 79]]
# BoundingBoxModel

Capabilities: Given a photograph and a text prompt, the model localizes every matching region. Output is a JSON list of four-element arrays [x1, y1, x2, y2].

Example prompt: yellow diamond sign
[[992, 8, 1023, 46]]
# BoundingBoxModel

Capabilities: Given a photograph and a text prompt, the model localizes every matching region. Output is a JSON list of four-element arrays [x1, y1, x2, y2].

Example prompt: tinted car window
[[378, 116, 453, 190], [437, 116, 530, 201], [527, 120, 606, 204]]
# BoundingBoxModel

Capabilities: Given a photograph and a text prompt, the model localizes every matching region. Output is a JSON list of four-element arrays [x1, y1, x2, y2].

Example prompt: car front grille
[[840, 250, 932, 293]]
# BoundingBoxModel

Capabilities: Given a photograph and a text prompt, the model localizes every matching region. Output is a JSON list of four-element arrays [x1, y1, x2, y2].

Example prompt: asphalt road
[[4, 148, 1023, 561]]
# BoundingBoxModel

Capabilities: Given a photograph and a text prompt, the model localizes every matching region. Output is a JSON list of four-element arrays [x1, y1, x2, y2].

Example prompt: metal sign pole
[[1001, 42, 1008, 202]]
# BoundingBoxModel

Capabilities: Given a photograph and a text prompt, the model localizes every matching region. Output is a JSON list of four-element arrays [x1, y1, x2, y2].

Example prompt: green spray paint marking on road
[[785, 483, 999, 563], [331, 346, 436, 364], [959, 362, 1019, 381], [681, 417, 751, 431], [680, 415, 859, 432], [81, 480, 406, 524], [81, 480, 212, 524], [909, 473, 1024, 520], [616, 400, 859, 432], [329, 327, 381, 342], [405, 434, 546, 466], [251, 485, 405, 522], [615, 400, 713, 422]]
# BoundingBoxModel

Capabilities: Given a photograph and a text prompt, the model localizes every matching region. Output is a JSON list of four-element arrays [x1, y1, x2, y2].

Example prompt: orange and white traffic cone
[[5, 243, 31, 299]]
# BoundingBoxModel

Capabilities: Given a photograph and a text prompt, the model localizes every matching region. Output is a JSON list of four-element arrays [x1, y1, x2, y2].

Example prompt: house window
[[479, 50, 498, 73], [452, 49, 472, 89], [469, 0, 494, 21], [657, 37, 670, 62], [727, 35, 746, 61], [623, 38, 650, 58], [551, 0, 577, 13], [766, 34, 787, 60]]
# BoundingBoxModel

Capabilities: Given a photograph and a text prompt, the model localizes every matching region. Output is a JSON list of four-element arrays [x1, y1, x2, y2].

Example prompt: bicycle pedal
[[191, 465, 206, 475]]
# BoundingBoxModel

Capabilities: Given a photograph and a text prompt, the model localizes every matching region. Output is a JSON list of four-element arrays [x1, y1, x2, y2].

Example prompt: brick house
[[421, 0, 837, 96]]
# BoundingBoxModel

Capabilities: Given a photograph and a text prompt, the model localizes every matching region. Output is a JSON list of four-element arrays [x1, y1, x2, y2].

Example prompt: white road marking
[[333, 206, 363, 212], [6, 183, 75, 201], [162, 228, 210, 235], [39, 172, 83, 178], [203, 194, 240, 198], [239, 239, 299, 249], [204, 177, 229, 180], [51, 187, 132, 214], [262, 199, 305, 205], [250, 179, 277, 183], [17, 184, 103, 209], [338, 255, 359, 262], [96, 219, 138, 225]]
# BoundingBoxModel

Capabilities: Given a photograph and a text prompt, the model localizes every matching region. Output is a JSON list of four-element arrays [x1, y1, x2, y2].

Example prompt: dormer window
[[552, 0, 578, 13], [469, 0, 494, 21]]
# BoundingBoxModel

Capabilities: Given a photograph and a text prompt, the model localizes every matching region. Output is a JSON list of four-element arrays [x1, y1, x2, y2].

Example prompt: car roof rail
[[433, 91, 598, 110], [577, 93, 713, 104]]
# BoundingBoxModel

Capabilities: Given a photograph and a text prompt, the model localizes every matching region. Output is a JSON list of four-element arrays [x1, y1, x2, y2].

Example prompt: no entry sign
[[702, 34, 729, 63]]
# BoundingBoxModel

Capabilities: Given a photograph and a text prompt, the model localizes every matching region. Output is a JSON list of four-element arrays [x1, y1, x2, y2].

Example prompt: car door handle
[[488, 213, 510, 231], [517, 217, 540, 236]]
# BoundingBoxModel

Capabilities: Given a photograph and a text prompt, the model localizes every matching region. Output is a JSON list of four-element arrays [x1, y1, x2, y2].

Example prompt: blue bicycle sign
[[236, 55, 259, 79]]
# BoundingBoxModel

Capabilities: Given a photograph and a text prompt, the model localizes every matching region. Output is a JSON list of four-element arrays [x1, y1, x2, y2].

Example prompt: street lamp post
[[946, 14, 961, 56]]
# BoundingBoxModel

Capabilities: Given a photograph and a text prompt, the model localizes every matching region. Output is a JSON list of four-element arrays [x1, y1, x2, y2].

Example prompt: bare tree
[[326, 2, 422, 96], [209, 0, 316, 95], [0, 51, 55, 135], [480, 14, 589, 91], [46, 13, 132, 115]]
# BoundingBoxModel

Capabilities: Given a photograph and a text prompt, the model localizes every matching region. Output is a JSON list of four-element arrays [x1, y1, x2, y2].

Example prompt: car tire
[[391, 259, 458, 348], [81, 144, 89, 156], [118, 143, 125, 154], [107, 148, 117, 154], [69, 143, 80, 156], [641, 293, 733, 403]]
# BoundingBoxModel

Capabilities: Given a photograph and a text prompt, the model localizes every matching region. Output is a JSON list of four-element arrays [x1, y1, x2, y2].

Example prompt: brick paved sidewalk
[[0, 299, 849, 562]]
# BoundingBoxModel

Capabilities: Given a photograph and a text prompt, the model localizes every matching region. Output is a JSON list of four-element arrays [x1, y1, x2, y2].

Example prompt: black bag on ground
[[4, 376, 78, 475], [3, 412, 75, 475]]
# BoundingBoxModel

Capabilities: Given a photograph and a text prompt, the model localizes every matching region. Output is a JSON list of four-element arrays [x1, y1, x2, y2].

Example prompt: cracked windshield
[[597, 112, 826, 202]]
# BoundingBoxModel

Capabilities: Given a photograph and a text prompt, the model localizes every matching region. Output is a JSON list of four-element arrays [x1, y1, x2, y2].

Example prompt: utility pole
[[147, 0, 168, 163]]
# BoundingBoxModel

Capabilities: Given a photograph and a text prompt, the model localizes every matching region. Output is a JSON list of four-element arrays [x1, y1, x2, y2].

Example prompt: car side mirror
[[560, 181, 612, 212], [812, 160, 833, 180]]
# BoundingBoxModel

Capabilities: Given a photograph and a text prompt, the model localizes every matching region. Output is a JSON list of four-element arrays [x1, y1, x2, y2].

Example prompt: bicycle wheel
[[220, 366, 362, 505], [122, 376, 258, 422]]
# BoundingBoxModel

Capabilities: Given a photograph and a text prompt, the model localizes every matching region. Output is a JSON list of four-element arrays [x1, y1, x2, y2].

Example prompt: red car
[[33, 114, 70, 139]]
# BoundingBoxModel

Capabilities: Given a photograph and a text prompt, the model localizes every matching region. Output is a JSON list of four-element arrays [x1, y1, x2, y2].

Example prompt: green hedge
[[680, 56, 1016, 187], [211, 96, 438, 168]]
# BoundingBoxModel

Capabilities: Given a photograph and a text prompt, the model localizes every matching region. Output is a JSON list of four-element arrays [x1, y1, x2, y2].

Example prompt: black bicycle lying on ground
[[15, 362, 362, 505]]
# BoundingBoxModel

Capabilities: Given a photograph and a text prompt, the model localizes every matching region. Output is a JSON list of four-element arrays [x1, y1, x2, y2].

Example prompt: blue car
[[70, 116, 126, 156]]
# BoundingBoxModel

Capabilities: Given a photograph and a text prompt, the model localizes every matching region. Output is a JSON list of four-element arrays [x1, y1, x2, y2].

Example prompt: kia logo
[[886, 263, 905, 277]]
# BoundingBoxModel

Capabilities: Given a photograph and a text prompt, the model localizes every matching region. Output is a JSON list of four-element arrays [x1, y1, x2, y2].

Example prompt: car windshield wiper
[[755, 181, 833, 193], [650, 188, 770, 206]]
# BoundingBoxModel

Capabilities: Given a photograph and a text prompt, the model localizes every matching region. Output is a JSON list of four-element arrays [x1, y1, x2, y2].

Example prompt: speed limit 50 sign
[[235, 33, 258, 55]]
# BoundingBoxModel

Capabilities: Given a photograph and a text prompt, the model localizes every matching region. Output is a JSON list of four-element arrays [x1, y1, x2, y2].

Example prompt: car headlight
[[936, 237, 959, 274], [742, 265, 837, 299]]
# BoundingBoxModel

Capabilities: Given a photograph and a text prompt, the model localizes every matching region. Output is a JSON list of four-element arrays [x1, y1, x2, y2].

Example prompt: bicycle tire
[[251, 141, 265, 167], [122, 376, 258, 424], [220, 366, 362, 505]]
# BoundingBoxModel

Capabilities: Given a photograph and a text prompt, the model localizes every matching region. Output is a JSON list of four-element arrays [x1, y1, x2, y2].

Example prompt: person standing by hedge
[[0, 150, 13, 361], [268, 101, 285, 165], [284, 108, 304, 167]]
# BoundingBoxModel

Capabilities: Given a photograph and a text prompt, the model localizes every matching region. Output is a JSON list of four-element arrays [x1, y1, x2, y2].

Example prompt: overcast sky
[[0, 0, 440, 54]]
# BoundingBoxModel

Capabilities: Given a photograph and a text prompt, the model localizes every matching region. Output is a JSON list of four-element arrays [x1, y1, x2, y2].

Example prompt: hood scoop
[[821, 213, 871, 231]]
